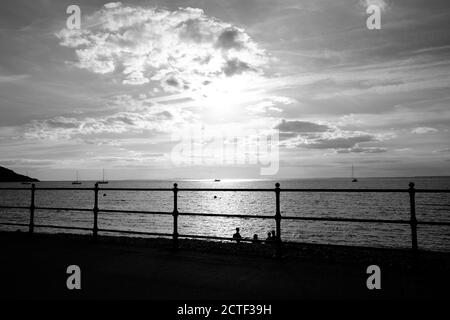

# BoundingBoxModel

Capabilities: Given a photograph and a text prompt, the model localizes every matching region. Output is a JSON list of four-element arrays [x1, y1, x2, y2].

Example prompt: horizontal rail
[[99, 188, 173, 192], [33, 187, 94, 191], [417, 221, 450, 226], [180, 212, 274, 219], [282, 189, 450, 193], [281, 188, 408, 193], [0, 222, 29, 227], [414, 189, 450, 193], [0, 205, 30, 210], [177, 188, 274, 192], [99, 208, 173, 216], [97, 228, 173, 237], [34, 224, 92, 231], [35, 206, 93, 212], [178, 233, 256, 242], [282, 216, 409, 224]]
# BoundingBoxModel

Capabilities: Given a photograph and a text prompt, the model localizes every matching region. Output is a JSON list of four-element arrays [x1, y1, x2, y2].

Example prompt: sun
[[191, 75, 262, 120]]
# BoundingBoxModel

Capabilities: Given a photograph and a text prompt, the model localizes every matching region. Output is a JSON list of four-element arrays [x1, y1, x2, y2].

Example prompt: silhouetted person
[[271, 230, 277, 241], [265, 232, 272, 243], [252, 234, 259, 244], [233, 227, 242, 243]]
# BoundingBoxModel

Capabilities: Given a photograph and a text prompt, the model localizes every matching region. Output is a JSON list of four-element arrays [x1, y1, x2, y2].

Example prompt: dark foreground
[[1, 232, 449, 299]]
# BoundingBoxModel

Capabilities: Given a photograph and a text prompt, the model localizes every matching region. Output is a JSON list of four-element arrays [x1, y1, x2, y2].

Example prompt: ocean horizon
[[10, 175, 450, 182]]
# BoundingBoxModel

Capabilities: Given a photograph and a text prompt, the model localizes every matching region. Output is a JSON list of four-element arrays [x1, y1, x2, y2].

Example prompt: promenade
[[1, 232, 449, 299]]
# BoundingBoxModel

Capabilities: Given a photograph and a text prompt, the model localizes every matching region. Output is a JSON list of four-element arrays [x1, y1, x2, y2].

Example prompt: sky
[[0, 0, 449, 180]]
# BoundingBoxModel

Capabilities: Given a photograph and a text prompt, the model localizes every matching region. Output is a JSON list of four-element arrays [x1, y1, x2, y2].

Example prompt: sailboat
[[351, 165, 358, 182], [72, 170, 82, 185], [97, 168, 109, 184]]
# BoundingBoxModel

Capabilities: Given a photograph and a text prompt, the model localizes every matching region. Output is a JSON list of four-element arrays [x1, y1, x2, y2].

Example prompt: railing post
[[408, 182, 418, 252], [173, 183, 179, 249], [275, 182, 282, 258], [29, 183, 35, 234], [93, 183, 99, 242]]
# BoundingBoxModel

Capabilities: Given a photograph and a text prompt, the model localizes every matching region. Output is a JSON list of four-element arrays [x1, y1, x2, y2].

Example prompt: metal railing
[[1, 182, 449, 256]]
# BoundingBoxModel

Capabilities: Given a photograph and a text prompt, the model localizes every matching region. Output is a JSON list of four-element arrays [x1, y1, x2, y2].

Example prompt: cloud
[[56, 3, 269, 92], [92, 153, 165, 164], [223, 58, 251, 76], [299, 134, 376, 149], [275, 119, 331, 133], [280, 126, 382, 151], [300, 57, 450, 101], [411, 127, 438, 134], [248, 101, 282, 114], [24, 108, 180, 141], [360, 0, 389, 12], [216, 28, 245, 50], [433, 148, 450, 153], [274, 119, 388, 152], [336, 146, 387, 154], [270, 96, 297, 105], [247, 96, 295, 114], [0, 74, 29, 83], [104, 2, 121, 9], [46, 117, 81, 129], [0, 159, 57, 167]]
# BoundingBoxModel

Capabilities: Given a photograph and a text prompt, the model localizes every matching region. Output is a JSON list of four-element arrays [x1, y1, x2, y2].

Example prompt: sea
[[0, 177, 449, 251]]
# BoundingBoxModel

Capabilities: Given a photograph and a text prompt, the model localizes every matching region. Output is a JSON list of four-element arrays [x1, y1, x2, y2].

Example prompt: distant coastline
[[0, 166, 39, 182]]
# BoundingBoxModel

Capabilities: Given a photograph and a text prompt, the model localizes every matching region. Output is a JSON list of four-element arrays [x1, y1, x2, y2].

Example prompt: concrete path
[[1, 233, 448, 299]]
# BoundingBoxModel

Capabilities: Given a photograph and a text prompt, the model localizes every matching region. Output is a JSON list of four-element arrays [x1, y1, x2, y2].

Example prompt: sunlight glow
[[190, 75, 266, 119]]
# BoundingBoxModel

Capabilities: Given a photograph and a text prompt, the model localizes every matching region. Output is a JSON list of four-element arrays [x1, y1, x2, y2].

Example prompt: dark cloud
[[279, 132, 298, 140], [223, 58, 251, 76], [275, 119, 331, 133], [336, 159, 401, 164], [107, 116, 135, 125], [178, 19, 210, 43], [163, 75, 189, 91], [165, 77, 180, 87], [155, 111, 173, 119], [276, 120, 380, 151], [304, 134, 375, 149], [216, 28, 243, 50], [45, 118, 80, 129]]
